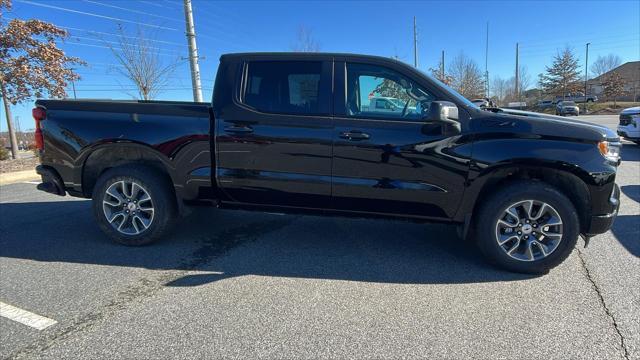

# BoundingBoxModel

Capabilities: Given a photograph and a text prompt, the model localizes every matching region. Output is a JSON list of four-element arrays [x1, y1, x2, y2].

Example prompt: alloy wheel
[[495, 200, 563, 262], [102, 180, 155, 235]]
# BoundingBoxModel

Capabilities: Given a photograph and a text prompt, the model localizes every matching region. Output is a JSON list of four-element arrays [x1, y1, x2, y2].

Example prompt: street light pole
[[584, 42, 590, 113], [413, 16, 418, 68]]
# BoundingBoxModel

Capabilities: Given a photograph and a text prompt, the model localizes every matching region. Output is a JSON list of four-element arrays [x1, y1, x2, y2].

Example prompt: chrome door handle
[[340, 131, 370, 141], [224, 125, 253, 134]]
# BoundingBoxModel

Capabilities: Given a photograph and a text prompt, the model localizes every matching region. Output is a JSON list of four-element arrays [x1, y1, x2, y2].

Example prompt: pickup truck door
[[330, 61, 469, 219], [216, 58, 333, 208]]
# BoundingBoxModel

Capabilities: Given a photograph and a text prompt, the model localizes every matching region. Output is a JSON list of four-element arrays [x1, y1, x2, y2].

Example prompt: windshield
[[418, 70, 478, 108], [563, 101, 576, 106]]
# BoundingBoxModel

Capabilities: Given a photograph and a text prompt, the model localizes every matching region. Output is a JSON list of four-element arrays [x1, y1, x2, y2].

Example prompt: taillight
[[32, 107, 46, 150]]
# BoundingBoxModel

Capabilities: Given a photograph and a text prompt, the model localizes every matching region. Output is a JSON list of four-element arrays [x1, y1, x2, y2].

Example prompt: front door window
[[346, 63, 435, 120]]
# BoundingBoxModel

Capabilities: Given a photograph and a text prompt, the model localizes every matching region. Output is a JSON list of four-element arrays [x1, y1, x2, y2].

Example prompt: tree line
[[427, 47, 626, 107]]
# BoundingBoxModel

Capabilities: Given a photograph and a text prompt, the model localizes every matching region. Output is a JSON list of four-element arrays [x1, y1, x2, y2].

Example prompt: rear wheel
[[474, 181, 579, 274], [92, 165, 177, 246]]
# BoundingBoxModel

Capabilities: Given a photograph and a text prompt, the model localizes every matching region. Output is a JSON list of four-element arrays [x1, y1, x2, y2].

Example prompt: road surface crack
[[577, 249, 630, 360]]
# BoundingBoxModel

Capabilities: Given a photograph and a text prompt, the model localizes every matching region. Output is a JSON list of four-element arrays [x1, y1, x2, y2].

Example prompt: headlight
[[598, 141, 620, 161]]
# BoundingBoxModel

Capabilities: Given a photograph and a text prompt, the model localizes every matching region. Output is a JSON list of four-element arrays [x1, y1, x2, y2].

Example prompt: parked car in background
[[366, 96, 415, 114], [617, 106, 640, 144], [471, 98, 489, 108], [554, 92, 598, 104], [556, 101, 580, 116], [33, 52, 621, 274], [505, 102, 527, 109], [536, 100, 554, 109]]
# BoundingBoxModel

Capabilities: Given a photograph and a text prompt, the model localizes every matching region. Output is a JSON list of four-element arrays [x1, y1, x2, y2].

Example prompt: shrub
[[0, 146, 10, 161]]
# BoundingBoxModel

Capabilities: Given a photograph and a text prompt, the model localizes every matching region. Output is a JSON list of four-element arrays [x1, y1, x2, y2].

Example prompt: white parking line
[[0, 301, 57, 330]]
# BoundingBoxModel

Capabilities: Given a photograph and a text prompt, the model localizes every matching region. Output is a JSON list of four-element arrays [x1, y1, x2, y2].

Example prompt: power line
[[61, 26, 186, 47], [80, 0, 182, 23], [68, 35, 184, 54], [139, 1, 177, 10], [62, 41, 185, 58], [15, 0, 179, 31], [69, 87, 213, 91], [519, 43, 638, 59], [519, 32, 637, 48], [519, 37, 639, 54]]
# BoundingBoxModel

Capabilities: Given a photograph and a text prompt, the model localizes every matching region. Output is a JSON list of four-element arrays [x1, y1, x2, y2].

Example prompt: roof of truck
[[220, 52, 404, 63]]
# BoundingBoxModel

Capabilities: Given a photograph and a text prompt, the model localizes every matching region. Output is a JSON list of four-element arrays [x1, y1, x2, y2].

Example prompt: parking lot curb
[[0, 170, 39, 185]]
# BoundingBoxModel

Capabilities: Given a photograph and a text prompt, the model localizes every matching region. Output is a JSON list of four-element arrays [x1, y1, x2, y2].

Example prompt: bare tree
[[517, 66, 531, 95], [602, 72, 625, 106], [448, 52, 485, 99], [491, 76, 508, 105], [590, 54, 622, 78], [1, 0, 84, 158], [428, 58, 454, 85], [505, 66, 531, 102], [291, 25, 320, 52], [106, 25, 179, 100]]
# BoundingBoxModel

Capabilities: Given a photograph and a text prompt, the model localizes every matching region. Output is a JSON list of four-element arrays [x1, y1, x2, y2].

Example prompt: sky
[[2, 0, 639, 131]]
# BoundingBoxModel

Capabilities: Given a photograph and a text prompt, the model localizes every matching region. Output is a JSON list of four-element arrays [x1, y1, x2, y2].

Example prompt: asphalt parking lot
[[0, 115, 638, 359]]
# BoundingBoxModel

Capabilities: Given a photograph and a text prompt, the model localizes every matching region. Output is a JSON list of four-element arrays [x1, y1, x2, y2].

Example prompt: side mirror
[[425, 101, 461, 135]]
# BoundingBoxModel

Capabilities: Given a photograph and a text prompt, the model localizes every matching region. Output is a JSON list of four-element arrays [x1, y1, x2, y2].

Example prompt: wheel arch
[[461, 162, 592, 234], [81, 142, 176, 199]]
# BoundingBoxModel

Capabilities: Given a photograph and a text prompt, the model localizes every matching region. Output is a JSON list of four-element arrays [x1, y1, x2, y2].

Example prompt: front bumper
[[617, 126, 640, 140], [36, 165, 66, 196], [585, 183, 620, 236]]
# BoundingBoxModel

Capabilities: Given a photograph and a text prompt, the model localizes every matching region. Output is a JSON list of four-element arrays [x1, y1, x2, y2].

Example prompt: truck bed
[[35, 98, 214, 202]]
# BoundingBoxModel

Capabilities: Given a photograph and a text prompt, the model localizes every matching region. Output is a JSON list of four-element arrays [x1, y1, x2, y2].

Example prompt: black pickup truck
[[33, 53, 621, 274]]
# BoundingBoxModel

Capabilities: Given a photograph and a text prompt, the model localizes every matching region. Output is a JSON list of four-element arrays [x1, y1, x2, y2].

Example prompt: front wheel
[[474, 181, 579, 274], [92, 165, 177, 246]]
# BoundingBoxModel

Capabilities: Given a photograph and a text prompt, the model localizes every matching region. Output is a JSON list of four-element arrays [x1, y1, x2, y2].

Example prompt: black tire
[[474, 180, 579, 274], [92, 165, 177, 246]]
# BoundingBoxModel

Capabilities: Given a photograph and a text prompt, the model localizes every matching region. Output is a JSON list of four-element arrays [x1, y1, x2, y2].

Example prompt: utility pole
[[71, 80, 77, 99], [183, 0, 203, 102], [413, 16, 418, 68], [485, 22, 489, 98], [0, 81, 19, 159], [515, 42, 520, 103], [441, 50, 445, 80], [584, 42, 590, 112]]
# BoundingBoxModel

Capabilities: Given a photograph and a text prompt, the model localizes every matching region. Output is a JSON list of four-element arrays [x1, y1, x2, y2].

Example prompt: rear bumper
[[36, 165, 66, 196], [585, 183, 619, 236]]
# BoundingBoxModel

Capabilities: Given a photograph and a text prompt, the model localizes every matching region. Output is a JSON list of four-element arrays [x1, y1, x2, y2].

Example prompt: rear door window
[[243, 61, 329, 115]]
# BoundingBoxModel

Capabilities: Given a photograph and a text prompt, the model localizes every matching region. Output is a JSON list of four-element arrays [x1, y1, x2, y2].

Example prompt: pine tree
[[538, 47, 582, 98]]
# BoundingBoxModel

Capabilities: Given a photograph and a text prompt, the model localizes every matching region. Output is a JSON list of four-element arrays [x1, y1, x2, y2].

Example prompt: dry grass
[[0, 154, 40, 174]]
